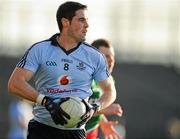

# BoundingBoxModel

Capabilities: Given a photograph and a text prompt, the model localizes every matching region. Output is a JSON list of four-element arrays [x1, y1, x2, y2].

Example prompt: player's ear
[[61, 17, 70, 28]]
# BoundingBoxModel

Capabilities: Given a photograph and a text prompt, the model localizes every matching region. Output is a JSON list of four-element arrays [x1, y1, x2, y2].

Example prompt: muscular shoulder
[[26, 39, 57, 60], [30, 39, 52, 51], [81, 42, 104, 58]]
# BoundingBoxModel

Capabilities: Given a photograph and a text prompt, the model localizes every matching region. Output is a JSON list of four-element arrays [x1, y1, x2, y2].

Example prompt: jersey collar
[[50, 33, 81, 55]]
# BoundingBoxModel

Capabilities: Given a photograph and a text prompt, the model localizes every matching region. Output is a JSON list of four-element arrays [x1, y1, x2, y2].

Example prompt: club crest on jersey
[[76, 62, 86, 71], [58, 75, 70, 85]]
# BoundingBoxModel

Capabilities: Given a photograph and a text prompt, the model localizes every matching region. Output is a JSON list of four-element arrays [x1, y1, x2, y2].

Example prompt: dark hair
[[56, 1, 87, 32], [91, 39, 112, 49]]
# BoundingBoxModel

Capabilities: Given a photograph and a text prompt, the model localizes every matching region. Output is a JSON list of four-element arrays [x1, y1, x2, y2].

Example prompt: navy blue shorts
[[27, 119, 86, 139]]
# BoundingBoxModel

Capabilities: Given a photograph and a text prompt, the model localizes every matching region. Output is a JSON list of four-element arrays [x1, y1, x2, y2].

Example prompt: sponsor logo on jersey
[[76, 62, 86, 71], [46, 61, 57, 66], [47, 88, 78, 94], [58, 75, 70, 85]]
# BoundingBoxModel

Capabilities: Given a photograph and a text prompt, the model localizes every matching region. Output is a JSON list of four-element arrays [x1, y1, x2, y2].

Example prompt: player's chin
[[80, 36, 86, 42]]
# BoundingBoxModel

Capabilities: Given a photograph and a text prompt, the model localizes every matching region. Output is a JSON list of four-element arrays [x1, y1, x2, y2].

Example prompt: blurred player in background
[[8, 98, 33, 139], [7, 1, 117, 139], [85, 39, 123, 139]]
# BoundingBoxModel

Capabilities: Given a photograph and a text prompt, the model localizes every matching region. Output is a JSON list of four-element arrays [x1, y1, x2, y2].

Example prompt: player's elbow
[[109, 83, 116, 102], [7, 77, 17, 94], [111, 89, 116, 103], [8, 79, 14, 94], [105, 87, 116, 104]]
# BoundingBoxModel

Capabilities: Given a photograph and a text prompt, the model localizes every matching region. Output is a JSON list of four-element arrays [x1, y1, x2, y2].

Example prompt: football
[[60, 96, 86, 128]]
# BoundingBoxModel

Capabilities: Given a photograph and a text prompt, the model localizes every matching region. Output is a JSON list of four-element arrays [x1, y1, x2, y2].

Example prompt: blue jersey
[[17, 33, 109, 129]]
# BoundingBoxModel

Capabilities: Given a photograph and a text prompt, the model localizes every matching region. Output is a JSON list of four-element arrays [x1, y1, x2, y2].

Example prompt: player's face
[[67, 9, 89, 42], [99, 46, 115, 73]]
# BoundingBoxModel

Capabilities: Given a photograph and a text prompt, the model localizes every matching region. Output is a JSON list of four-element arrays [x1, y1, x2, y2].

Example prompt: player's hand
[[77, 99, 100, 127], [99, 103, 123, 117], [100, 118, 121, 139], [42, 96, 71, 125]]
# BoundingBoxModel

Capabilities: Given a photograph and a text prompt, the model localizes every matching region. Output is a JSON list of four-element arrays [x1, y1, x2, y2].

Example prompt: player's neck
[[57, 34, 79, 51]]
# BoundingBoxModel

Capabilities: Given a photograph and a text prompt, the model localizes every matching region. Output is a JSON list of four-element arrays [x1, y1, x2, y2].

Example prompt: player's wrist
[[36, 94, 49, 106], [96, 101, 102, 111], [93, 101, 102, 114]]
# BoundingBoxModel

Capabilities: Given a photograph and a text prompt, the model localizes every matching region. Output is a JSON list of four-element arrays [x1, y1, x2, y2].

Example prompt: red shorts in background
[[86, 127, 98, 139]]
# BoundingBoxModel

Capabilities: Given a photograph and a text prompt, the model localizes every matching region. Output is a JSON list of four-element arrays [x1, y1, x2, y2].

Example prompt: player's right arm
[[8, 67, 70, 125], [8, 67, 38, 102]]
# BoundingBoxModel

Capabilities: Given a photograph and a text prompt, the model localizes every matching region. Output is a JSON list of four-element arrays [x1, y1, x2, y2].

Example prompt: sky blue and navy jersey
[[16, 33, 109, 129]]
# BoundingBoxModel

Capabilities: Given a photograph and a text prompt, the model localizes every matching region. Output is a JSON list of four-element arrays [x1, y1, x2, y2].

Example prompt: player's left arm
[[78, 76, 116, 126], [97, 76, 116, 113], [99, 103, 123, 116]]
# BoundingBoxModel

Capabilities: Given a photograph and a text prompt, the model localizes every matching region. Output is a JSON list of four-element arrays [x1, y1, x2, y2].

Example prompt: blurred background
[[0, 0, 180, 139]]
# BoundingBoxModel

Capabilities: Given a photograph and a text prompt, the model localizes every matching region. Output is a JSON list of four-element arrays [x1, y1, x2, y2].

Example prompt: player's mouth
[[82, 31, 87, 35], [82, 29, 87, 34]]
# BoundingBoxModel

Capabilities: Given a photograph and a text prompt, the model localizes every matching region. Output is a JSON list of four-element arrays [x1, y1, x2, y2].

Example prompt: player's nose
[[84, 20, 89, 28]]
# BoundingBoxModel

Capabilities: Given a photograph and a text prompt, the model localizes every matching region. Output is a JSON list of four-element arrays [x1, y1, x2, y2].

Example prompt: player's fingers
[[116, 106, 123, 117], [104, 135, 111, 139], [59, 108, 70, 119], [104, 134, 114, 139], [112, 129, 121, 139], [112, 133, 121, 139], [108, 134, 114, 139], [112, 105, 123, 116], [109, 120, 119, 125], [117, 111, 123, 117], [104, 135, 108, 139]]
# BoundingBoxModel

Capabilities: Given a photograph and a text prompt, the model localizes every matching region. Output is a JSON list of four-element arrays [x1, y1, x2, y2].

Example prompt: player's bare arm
[[99, 103, 123, 117], [98, 76, 116, 112], [8, 67, 38, 102], [8, 67, 70, 125]]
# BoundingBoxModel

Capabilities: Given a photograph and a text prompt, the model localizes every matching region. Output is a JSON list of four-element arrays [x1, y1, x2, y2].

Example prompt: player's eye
[[79, 18, 85, 21], [79, 18, 88, 23]]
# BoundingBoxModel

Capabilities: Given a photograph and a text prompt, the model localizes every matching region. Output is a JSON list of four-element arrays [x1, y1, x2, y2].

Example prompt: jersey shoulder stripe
[[82, 42, 103, 55], [17, 39, 50, 68]]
